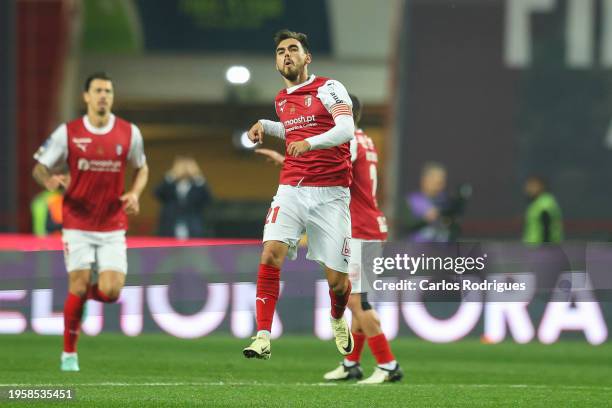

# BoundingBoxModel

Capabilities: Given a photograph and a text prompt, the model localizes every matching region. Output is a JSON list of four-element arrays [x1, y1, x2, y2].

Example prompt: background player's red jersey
[[275, 75, 352, 187], [350, 129, 388, 240], [63, 117, 133, 231]]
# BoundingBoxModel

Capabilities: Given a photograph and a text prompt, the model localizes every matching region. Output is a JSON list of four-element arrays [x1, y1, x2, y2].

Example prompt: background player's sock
[[345, 332, 366, 363], [87, 283, 117, 303], [256, 264, 280, 332], [368, 333, 396, 369], [329, 281, 351, 319], [63, 292, 85, 352]]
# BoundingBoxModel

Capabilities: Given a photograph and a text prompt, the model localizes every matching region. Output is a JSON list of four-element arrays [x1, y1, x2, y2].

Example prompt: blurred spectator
[[31, 189, 63, 236], [402, 162, 470, 242], [404, 162, 451, 242], [522, 176, 563, 244], [155, 156, 212, 239]]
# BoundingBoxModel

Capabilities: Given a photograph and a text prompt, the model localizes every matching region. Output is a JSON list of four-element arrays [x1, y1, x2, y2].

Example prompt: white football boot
[[242, 332, 271, 360], [330, 316, 354, 355], [358, 364, 404, 384]]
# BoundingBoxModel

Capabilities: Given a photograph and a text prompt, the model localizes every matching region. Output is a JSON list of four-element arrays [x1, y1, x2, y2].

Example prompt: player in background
[[256, 94, 403, 384], [32, 72, 148, 371], [243, 29, 355, 360]]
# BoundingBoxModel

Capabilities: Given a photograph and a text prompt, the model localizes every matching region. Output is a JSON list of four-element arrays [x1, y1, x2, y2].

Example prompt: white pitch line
[[0, 382, 611, 391]]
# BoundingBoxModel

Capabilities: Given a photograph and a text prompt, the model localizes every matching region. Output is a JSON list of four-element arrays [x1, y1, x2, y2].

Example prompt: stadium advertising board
[[1, 243, 610, 344]]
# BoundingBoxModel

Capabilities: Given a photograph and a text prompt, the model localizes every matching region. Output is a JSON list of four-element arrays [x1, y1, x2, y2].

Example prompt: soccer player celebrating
[[257, 95, 403, 383], [243, 29, 355, 360], [32, 72, 148, 371]]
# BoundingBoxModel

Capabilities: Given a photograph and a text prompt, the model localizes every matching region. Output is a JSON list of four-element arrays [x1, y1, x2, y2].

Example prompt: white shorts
[[263, 185, 352, 273], [62, 229, 127, 274], [348, 238, 384, 293]]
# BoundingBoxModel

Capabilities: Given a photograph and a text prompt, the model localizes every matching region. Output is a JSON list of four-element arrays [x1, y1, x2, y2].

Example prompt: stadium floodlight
[[225, 66, 251, 85]]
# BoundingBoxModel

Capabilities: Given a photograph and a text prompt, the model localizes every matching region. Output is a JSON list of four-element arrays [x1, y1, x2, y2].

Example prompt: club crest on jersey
[[304, 95, 312, 107], [116, 144, 123, 156], [278, 99, 287, 112], [72, 137, 92, 152]]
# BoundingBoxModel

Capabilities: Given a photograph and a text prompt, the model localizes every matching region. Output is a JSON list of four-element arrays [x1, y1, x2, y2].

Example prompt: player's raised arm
[[248, 120, 286, 145]]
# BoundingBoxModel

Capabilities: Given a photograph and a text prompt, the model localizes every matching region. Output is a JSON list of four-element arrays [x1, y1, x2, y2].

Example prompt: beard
[[279, 64, 301, 81]]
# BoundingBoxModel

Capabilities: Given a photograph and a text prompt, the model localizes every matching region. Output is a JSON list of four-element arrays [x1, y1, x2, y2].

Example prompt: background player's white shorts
[[348, 238, 384, 293], [263, 184, 352, 273], [62, 229, 127, 274]]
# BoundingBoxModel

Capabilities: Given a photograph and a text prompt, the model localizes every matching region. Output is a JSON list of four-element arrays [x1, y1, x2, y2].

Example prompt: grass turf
[[0, 333, 611, 407]]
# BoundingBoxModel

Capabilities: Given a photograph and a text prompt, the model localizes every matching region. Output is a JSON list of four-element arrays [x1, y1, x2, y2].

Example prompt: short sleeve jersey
[[34, 114, 146, 231]]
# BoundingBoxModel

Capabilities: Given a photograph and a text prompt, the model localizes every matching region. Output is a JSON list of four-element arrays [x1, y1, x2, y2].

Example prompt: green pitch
[[1, 333, 611, 407]]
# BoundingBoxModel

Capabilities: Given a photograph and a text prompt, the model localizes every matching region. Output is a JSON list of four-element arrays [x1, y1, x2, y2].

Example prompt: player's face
[[84, 79, 114, 116], [275, 38, 311, 81]]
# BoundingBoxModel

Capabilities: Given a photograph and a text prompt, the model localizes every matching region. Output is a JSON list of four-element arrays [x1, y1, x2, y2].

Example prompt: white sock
[[378, 360, 397, 370], [343, 359, 357, 367], [62, 352, 77, 359], [257, 330, 271, 339]]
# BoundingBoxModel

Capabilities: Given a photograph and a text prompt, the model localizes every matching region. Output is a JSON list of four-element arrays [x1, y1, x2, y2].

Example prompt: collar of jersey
[[83, 114, 115, 135], [286, 74, 316, 94]]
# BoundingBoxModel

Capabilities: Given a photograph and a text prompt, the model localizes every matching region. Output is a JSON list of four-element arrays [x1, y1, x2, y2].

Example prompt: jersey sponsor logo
[[77, 158, 90, 171], [278, 99, 287, 112], [283, 115, 315, 127], [283, 115, 317, 133], [77, 158, 121, 173], [304, 95, 312, 107], [72, 137, 92, 152]]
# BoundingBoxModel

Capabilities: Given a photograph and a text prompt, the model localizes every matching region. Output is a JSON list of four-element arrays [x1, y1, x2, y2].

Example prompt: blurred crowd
[[31, 154, 563, 244]]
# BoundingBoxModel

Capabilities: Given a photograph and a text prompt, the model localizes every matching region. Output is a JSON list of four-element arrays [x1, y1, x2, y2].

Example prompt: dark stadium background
[[1, 1, 611, 406]]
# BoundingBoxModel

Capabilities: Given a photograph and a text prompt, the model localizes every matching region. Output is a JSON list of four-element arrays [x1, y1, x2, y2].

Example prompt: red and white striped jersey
[[350, 129, 388, 240], [275, 75, 353, 187], [35, 114, 146, 232]]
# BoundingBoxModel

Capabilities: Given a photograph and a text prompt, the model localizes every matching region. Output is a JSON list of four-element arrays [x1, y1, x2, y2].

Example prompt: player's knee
[[103, 287, 120, 302], [69, 283, 88, 298], [68, 277, 90, 297], [329, 277, 349, 295], [260, 248, 283, 268], [98, 281, 121, 302]]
